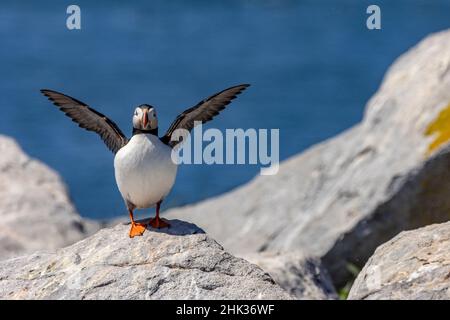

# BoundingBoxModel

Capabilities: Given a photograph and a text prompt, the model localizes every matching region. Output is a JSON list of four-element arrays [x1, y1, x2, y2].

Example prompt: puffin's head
[[133, 104, 158, 130]]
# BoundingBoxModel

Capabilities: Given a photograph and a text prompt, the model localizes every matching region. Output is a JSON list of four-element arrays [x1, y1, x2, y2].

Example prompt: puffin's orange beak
[[142, 112, 148, 128]]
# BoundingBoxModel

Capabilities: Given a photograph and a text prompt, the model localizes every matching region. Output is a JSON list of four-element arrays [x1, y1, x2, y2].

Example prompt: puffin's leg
[[128, 208, 147, 238], [149, 201, 170, 229]]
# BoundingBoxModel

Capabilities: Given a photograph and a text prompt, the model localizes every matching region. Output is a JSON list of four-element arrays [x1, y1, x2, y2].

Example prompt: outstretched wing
[[40, 89, 128, 154], [161, 84, 250, 147]]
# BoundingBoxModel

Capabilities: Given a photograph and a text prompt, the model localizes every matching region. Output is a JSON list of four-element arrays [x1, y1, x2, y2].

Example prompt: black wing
[[40, 89, 128, 154], [161, 84, 250, 147]]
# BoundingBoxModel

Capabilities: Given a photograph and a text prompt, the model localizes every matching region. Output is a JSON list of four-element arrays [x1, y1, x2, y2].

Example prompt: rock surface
[[348, 221, 450, 300], [243, 251, 337, 300], [165, 29, 450, 287], [0, 135, 100, 260], [0, 220, 293, 300]]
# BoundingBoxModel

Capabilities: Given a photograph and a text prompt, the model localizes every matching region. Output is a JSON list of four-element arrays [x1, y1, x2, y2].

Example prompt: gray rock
[[348, 221, 450, 300], [243, 251, 337, 300], [0, 219, 292, 300], [0, 135, 100, 260], [165, 29, 450, 287]]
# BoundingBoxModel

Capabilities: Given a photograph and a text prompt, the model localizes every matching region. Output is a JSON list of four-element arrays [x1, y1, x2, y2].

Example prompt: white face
[[133, 106, 158, 130]]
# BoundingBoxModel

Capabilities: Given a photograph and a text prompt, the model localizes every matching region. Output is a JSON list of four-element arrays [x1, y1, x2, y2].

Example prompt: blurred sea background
[[0, 0, 449, 219]]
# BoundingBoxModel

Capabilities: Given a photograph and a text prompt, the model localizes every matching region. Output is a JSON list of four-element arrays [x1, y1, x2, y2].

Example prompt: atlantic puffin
[[41, 84, 250, 237]]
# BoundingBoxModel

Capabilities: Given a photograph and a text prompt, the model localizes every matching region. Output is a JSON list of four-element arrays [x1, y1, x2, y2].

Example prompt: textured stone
[[0, 135, 100, 260], [243, 251, 337, 300], [348, 221, 450, 300], [0, 220, 292, 300]]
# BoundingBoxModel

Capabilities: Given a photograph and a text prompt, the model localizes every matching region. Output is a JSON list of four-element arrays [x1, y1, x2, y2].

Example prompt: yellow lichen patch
[[425, 102, 450, 156]]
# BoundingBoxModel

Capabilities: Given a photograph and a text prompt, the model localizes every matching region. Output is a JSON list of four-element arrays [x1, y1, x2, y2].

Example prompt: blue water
[[0, 1, 449, 219]]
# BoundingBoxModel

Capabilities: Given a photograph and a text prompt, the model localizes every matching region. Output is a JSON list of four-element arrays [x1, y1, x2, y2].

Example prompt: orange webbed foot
[[149, 217, 170, 229], [129, 223, 147, 238]]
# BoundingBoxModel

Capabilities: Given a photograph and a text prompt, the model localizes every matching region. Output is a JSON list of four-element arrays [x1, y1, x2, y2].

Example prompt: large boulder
[[0, 220, 293, 300], [348, 221, 450, 300], [166, 29, 450, 286], [0, 135, 100, 260]]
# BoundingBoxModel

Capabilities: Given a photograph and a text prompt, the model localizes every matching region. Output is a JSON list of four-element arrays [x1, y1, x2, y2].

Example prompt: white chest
[[114, 134, 178, 208]]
